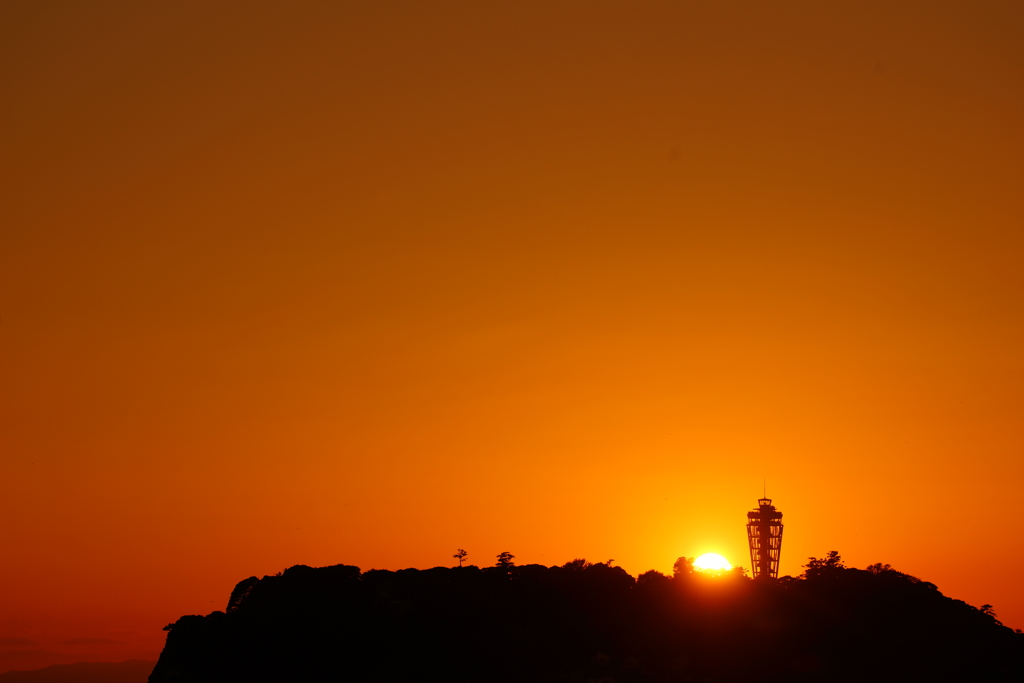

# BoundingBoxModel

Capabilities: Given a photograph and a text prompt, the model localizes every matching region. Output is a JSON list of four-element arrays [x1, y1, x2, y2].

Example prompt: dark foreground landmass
[[150, 555, 1023, 683], [0, 660, 155, 683]]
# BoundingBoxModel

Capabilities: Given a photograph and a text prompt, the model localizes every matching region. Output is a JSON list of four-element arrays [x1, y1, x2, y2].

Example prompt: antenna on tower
[[763, 477, 766, 498]]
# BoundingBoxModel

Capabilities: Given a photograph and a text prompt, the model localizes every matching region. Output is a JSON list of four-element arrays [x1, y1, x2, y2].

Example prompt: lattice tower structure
[[746, 498, 784, 579]]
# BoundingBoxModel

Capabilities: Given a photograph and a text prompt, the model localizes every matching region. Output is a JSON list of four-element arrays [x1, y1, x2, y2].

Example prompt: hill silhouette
[[149, 553, 1023, 682]]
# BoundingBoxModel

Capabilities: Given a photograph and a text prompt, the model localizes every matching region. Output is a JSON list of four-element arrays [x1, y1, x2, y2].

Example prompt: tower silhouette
[[746, 497, 783, 579]]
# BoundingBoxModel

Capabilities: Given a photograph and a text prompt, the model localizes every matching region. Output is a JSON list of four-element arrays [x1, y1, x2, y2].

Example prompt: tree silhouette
[[453, 548, 468, 568], [562, 558, 591, 571], [495, 551, 515, 570], [636, 569, 670, 589], [803, 550, 844, 579], [672, 556, 694, 577], [980, 604, 1003, 625], [226, 576, 260, 613]]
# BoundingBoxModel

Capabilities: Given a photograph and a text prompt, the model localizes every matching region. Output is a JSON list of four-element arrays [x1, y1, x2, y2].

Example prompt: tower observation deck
[[746, 497, 783, 579]]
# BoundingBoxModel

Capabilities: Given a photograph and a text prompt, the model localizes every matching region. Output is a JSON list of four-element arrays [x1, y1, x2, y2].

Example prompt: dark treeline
[[149, 553, 1023, 682]]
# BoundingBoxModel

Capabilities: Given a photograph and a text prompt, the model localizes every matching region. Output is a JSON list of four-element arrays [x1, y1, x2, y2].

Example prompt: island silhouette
[[148, 551, 1022, 682]]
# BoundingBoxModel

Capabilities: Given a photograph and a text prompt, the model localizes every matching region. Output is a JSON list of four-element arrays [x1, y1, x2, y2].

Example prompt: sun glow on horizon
[[693, 553, 733, 572]]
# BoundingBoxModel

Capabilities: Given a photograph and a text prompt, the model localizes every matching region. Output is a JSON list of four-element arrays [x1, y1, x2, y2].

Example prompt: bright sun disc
[[693, 553, 732, 572]]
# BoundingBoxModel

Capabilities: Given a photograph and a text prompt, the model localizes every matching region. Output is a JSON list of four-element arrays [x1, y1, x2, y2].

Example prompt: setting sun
[[693, 554, 733, 572]]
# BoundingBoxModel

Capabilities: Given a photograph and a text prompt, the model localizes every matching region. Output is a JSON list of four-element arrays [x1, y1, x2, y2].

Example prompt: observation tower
[[746, 497, 783, 579]]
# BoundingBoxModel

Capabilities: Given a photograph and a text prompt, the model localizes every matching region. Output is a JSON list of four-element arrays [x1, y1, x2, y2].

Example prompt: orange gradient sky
[[3, 0, 1024, 672]]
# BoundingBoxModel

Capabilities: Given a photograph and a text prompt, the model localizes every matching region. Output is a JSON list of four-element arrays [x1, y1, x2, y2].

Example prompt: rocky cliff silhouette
[[149, 555, 1023, 682]]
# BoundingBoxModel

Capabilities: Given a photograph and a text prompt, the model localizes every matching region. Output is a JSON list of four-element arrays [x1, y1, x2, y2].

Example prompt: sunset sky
[[3, 0, 1024, 672]]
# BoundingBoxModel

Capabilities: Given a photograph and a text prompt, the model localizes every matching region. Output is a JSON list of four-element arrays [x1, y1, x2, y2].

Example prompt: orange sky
[[3, 0, 1024, 672]]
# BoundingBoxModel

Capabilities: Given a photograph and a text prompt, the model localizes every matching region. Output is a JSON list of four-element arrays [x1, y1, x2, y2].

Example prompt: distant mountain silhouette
[[149, 554, 1023, 682], [0, 660, 154, 683]]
